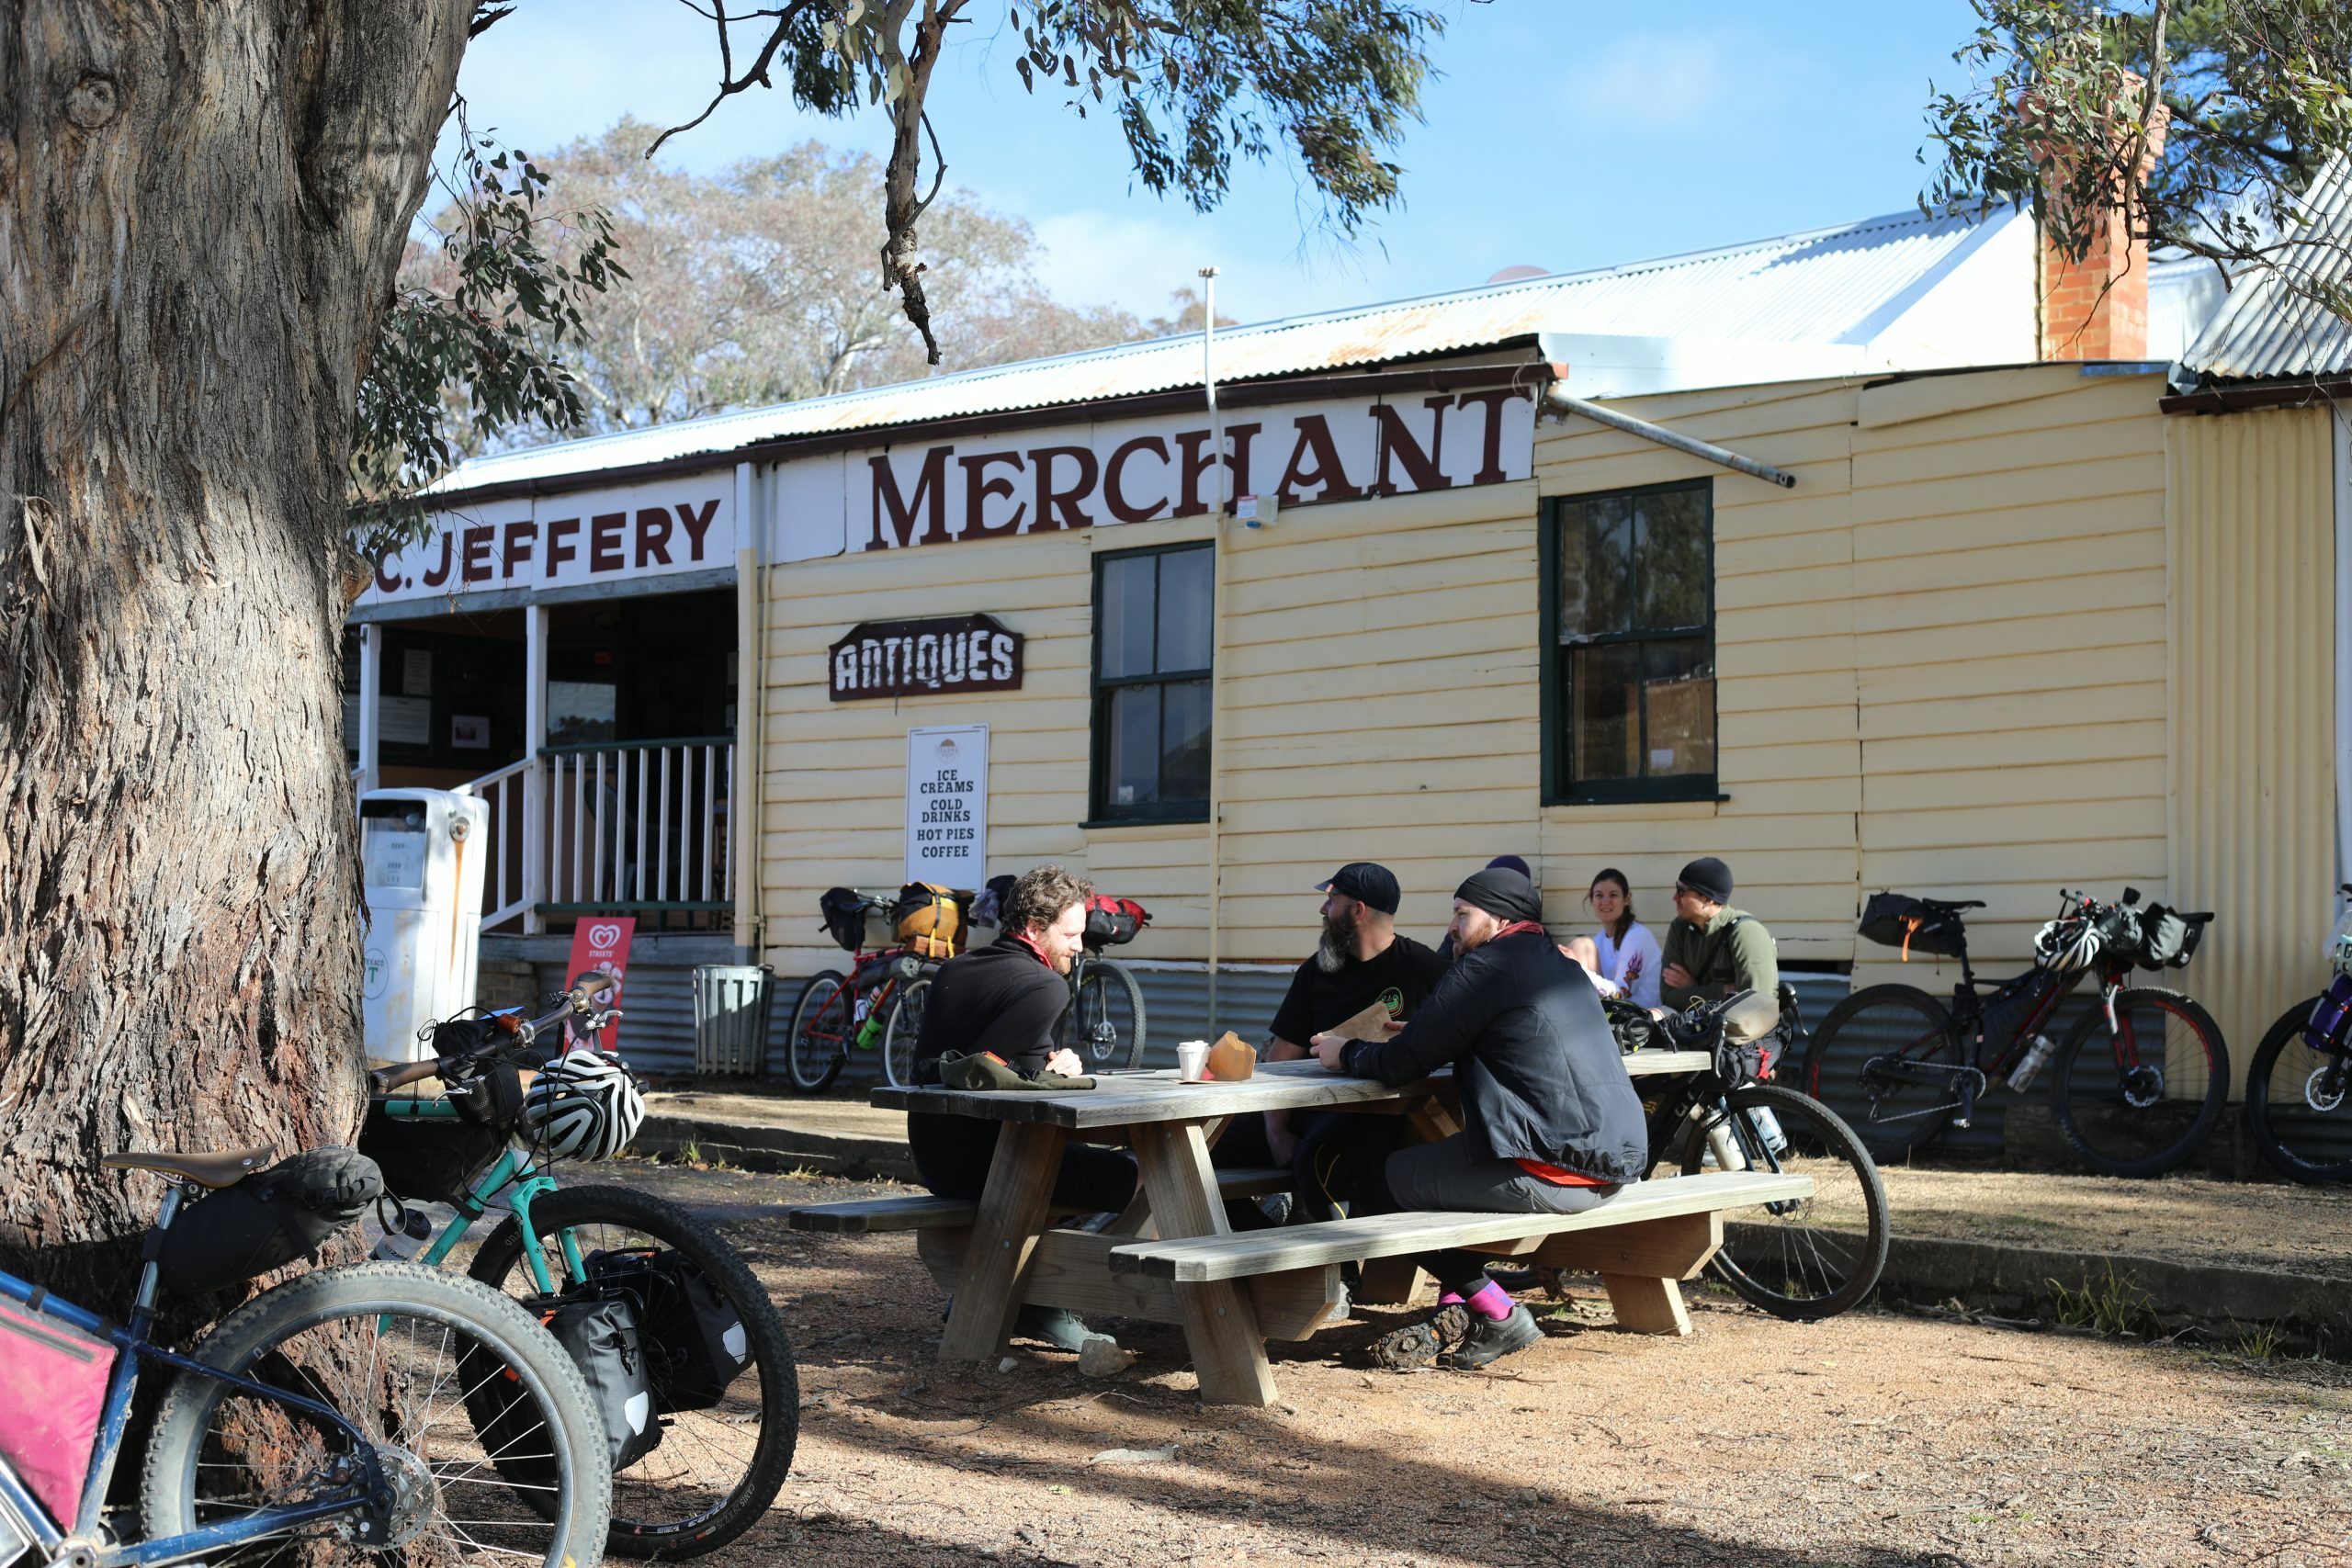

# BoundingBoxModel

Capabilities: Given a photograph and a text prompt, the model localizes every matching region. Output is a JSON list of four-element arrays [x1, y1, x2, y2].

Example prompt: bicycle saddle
[[100, 1145, 274, 1188]]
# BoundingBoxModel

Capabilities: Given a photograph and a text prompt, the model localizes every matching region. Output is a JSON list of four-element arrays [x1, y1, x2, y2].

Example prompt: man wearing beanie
[[1308, 866, 1648, 1371], [1658, 856, 1780, 1014]]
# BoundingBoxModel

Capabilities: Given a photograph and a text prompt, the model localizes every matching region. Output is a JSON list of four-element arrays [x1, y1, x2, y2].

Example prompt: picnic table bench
[[788, 1054, 1808, 1405]]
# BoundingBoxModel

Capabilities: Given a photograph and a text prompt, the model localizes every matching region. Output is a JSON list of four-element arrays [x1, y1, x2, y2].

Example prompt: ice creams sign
[[905, 725, 989, 888]]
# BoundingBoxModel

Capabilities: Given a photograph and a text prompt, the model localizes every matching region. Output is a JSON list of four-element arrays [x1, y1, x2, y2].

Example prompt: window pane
[[1105, 686, 1161, 807], [1636, 487, 1710, 630], [1099, 555, 1159, 679], [1156, 547, 1213, 672], [1161, 680, 1212, 803], [1643, 638, 1715, 777], [1559, 495, 1634, 640], [1570, 643, 1643, 782]]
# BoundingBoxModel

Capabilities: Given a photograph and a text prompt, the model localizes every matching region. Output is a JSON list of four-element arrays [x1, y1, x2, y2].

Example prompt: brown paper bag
[[1205, 1032, 1257, 1082], [1325, 999, 1401, 1044]]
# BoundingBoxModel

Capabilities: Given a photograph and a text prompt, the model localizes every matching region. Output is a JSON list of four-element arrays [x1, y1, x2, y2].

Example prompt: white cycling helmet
[[2034, 916, 2102, 976], [520, 1049, 646, 1162]]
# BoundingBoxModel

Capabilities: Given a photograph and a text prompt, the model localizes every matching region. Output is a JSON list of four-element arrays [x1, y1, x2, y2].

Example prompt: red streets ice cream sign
[[357, 481, 735, 607]]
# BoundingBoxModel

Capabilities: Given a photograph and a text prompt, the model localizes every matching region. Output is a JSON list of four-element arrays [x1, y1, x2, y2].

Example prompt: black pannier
[[358, 1103, 507, 1203], [586, 1247, 753, 1410], [1858, 892, 1967, 960], [465, 1290, 661, 1477], [154, 1147, 382, 1295], [819, 886, 876, 953]]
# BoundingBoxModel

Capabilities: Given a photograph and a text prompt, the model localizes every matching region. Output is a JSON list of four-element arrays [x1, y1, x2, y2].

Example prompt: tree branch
[[649, 0, 820, 159]]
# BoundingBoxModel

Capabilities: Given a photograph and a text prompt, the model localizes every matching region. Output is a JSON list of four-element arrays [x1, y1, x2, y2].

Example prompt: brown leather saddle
[[99, 1145, 274, 1189]]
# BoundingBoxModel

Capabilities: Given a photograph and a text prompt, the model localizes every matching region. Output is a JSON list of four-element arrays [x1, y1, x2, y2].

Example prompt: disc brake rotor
[[2120, 1064, 2165, 1110], [2304, 1066, 2347, 1114]]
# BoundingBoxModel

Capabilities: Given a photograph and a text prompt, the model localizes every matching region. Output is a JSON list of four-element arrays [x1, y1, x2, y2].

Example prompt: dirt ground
[[599, 1160, 2352, 1568]]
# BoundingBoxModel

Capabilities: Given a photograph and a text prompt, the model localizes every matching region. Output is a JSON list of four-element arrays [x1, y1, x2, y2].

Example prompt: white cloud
[[1556, 28, 1810, 140], [1029, 208, 1452, 325]]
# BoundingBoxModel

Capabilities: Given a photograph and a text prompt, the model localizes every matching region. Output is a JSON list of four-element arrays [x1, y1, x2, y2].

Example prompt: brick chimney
[[2035, 80, 2168, 362]]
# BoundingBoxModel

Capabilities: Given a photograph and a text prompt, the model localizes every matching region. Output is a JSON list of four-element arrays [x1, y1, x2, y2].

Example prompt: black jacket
[[1340, 929, 1648, 1184], [911, 936, 1069, 1078]]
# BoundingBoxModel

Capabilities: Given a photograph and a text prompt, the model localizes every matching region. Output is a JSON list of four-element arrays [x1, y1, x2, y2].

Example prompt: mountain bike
[[786, 915, 936, 1091], [364, 977, 798, 1559], [1802, 887, 2225, 1178], [1632, 987, 1890, 1321], [0, 1155, 608, 1568], [2244, 883, 2352, 1184]]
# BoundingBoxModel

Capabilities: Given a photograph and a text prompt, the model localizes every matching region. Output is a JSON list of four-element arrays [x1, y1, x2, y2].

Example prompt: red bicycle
[[784, 889, 939, 1091]]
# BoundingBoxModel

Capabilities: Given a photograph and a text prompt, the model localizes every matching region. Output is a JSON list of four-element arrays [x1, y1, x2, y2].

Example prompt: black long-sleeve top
[[911, 936, 1068, 1078]]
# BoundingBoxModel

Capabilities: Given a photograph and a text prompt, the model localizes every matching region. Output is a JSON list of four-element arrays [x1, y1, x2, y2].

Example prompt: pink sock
[[1463, 1279, 1513, 1321], [1438, 1291, 1464, 1306]]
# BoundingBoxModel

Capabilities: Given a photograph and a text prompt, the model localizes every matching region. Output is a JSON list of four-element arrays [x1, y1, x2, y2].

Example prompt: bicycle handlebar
[[368, 970, 617, 1096]]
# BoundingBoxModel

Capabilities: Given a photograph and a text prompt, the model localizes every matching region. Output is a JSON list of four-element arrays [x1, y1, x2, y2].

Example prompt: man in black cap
[[1657, 856, 1780, 1014], [1214, 863, 1444, 1217], [1309, 866, 1648, 1371]]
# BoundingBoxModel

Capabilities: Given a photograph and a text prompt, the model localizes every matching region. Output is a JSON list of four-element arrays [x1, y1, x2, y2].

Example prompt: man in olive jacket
[[1658, 855, 1780, 1015], [1310, 866, 1647, 1371]]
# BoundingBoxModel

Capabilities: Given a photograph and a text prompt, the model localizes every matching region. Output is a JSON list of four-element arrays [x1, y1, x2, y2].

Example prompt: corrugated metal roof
[[431, 204, 2027, 494], [2180, 152, 2352, 382]]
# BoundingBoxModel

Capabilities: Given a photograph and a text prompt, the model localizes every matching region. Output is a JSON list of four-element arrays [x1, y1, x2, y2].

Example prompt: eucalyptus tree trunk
[[0, 3, 468, 1291]]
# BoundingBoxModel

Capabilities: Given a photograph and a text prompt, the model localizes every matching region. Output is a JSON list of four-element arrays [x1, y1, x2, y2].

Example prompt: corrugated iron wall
[[2166, 406, 2339, 1090]]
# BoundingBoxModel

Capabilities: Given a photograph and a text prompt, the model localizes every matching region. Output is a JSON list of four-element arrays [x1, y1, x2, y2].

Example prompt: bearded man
[[1210, 863, 1444, 1220]]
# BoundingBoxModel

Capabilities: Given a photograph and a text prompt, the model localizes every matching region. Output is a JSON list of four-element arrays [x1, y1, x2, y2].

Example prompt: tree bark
[[0, 2, 469, 1293]]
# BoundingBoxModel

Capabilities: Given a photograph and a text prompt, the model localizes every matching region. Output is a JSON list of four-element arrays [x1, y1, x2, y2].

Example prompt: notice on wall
[[905, 726, 989, 889], [563, 916, 636, 1055]]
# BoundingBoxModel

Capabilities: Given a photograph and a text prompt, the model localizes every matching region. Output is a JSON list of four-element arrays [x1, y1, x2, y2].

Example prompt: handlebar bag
[[1602, 995, 1665, 1055], [1082, 895, 1151, 949], [2133, 904, 2205, 970], [0, 1296, 115, 1525], [585, 1248, 752, 1411], [153, 1147, 383, 1295], [1857, 893, 1965, 960], [358, 1106, 506, 1203], [463, 1290, 660, 1477], [894, 881, 966, 959]]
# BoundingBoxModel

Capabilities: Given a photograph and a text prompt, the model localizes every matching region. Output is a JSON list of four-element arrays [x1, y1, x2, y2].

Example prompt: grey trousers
[[1380, 1133, 1620, 1295]]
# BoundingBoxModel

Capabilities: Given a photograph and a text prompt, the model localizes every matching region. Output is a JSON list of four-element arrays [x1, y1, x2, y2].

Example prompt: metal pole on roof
[[1542, 379, 1798, 490], [1201, 265, 1224, 1032]]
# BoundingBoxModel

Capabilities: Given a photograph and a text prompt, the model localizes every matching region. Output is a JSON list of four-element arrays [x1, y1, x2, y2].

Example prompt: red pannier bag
[[1083, 895, 1150, 950], [0, 1295, 116, 1525]]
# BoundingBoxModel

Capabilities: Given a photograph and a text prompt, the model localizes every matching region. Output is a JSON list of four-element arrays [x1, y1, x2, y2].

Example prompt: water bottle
[[370, 1204, 433, 1263], [2006, 1033, 2056, 1092], [854, 996, 887, 1050]]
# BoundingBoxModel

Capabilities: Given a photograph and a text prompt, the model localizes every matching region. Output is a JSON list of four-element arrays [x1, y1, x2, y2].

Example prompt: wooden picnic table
[[867, 1052, 1722, 1405]]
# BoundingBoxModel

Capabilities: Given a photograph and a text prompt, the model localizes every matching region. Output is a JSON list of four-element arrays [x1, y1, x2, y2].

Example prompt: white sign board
[[905, 725, 989, 889], [356, 478, 738, 608]]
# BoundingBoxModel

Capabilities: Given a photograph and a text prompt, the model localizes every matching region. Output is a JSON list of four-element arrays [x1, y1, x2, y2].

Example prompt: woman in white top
[[1586, 868, 1663, 1010]]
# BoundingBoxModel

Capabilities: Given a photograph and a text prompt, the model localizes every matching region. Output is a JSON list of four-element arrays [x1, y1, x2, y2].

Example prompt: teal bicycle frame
[[376, 1097, 583, 1296]]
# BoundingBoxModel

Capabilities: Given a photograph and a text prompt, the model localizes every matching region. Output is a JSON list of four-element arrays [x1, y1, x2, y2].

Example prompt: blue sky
[[453, 0, 1985, 331]]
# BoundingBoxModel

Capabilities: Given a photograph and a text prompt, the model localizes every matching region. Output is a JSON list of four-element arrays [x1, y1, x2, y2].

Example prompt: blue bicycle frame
[[0, 1187, 379, 1568], [375, 1097, 582, 1295]]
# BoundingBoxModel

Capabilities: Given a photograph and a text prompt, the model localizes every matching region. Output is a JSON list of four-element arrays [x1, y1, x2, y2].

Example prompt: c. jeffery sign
[[772, 389, 1535, 562], [357, 479, 737, 607], [830, 615, 1023, 701]]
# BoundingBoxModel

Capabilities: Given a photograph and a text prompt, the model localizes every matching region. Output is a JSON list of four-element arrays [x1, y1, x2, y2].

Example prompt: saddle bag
[[1082, 895, 1151, 950], [585, 1248, 752, 1411], [0, 1297, 115, 1525], [464, 1291, 660, 1477], [819, 886, 875, 953], [1857, 892, 1966, 960], [153, 1147, 383, 1295], [894, 881, 966, 959], [358, 1104, 508, 1203]]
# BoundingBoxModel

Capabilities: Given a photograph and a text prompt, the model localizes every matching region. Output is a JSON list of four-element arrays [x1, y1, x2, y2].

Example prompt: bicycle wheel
[[1676, 1083, 1890, 1321], [2245, 997, 2352, 1184], [1801, 984, 1962, 1163], [142, 1262, 611, 1568], [1064, 954, 1147, 1069], [882, 976, 929, 1089], [783, 970, 849, 1093], [2050, 987, 2228, 1178], [469, 1183, 798, 1559]]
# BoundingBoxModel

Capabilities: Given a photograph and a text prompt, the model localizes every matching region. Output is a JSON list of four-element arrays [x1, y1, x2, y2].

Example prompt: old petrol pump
[[360, 788, 490, 1063]]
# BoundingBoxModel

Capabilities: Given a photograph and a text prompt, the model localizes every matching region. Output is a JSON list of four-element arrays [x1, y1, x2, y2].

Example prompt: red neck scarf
[[1492, 919, 1546, 942], [1011, 932, 1055, 967]]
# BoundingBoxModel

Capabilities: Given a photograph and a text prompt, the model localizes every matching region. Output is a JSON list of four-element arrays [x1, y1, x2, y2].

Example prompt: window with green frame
[[1543, 480, 1717, 803], [1091, 543, 1213, 822]]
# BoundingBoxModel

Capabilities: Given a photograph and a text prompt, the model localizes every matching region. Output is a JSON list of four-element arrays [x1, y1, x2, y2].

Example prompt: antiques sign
[[831, 614, 1023, 702]]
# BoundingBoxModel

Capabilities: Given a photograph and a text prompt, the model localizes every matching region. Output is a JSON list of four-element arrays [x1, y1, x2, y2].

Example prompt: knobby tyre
[[1679, 1083, 1890, 1321], [1065, 955, 1148, 1070], [142, 1261, 612, 1568], [469, 1182, 799, 1558], [2244, 997, 2352, 1184], [784, 971, 849, 1093], [1801, 984, 1962, 1164], [2050, 987, 2228, 1178], [882, 977, 929, 1089]]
